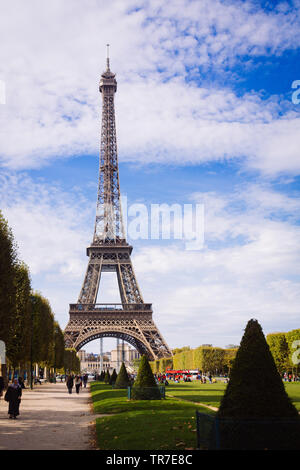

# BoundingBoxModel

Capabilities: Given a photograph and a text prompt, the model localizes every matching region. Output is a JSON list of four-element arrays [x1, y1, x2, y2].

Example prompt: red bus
[[165, 369, 200, 381]]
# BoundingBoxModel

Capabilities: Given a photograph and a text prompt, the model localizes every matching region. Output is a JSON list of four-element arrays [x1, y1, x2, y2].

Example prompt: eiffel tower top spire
[[106, 43, 110, 71], [93, 48, 125, 245]]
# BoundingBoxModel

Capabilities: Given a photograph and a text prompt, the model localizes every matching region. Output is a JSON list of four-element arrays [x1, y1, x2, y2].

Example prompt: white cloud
[[132, 185, 300, 347], [0, 0, 300, 175], [1, 171, 299, 347], [1, 0, 300, 349], [0, 172, 92, 277]]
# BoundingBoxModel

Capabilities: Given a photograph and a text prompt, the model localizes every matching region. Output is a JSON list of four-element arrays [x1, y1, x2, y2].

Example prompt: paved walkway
[[0, 381, 96, 450]]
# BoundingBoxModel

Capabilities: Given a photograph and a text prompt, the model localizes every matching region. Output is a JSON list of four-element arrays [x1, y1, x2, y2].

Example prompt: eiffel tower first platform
[[64, 51, 172, 360]]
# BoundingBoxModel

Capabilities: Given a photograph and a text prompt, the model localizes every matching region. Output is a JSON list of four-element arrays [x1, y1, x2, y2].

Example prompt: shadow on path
[[0, 382, 95, 450]]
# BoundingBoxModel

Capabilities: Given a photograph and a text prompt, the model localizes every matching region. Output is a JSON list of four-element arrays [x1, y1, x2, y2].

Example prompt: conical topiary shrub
[[131, 355, 161, 400], [114, 362, 130, 389], [99, 371, 105, 382], [215, 319, 300, 450], [104, 370, 111, 384], [109, 368, 117, 385]]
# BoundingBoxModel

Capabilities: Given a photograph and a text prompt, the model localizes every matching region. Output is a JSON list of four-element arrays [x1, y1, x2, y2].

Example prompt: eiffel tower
[[64, 50, 172, 360]]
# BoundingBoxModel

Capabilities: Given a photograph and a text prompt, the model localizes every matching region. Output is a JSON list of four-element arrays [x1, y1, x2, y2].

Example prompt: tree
[[114, 362, 130, 389], [8, 262, 32, 372], [30, 293, 55, 366], [64, 348, 80, 374], [223, 348, 237, 375], [173, 349, 193, 370], [192, 346, 225, 373], [172, 346, 190, 355], [99, 370, 105, 381], [52, 322, 65, 375], [109, 368, 117, 385], [0, 211, 18, 364], [0, 211, 66, 384], [201, 347, 225, 374], [104, 370, 111, 384], [132, 357, 141, 371], [285, 329, 300, 373], [266, 332, 289, 374], [131, 355, 161, 400], [216, 319, 300, 450]]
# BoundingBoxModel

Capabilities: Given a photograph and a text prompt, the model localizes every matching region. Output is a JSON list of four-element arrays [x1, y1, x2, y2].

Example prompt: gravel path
[[0, 381, 96, 450]]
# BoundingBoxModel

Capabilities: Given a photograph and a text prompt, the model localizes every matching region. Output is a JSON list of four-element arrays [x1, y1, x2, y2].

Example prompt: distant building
[[111, 343, 140, 371], [78, 350, 111, 374], [78, 345, 139, 373]]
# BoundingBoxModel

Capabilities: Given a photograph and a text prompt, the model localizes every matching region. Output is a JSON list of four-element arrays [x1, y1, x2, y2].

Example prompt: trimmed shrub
[[109, 368, 117, 385], [104, 370, 110, 384], [114, 363, 130, 389], [131, 355, 161, 400], [216, 319, 300, 450], [98, 371, 105, 382]]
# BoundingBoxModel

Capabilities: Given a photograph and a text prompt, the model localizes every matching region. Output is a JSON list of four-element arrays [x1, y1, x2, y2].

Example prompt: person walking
[[74, 375, 82, 394], [83, 374, 88, 388], [66, 375, 74, 394], [4, 378, 22, 419], [18, 376, 25, 389]]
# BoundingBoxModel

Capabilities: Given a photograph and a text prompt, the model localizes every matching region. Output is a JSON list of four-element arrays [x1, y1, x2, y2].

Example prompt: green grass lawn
[[285, 382, 300, 411], [90, 382, 215, 450], [166, 381, 227, 408], [90, 380, 300, 450], [166, 380, 300, 411]]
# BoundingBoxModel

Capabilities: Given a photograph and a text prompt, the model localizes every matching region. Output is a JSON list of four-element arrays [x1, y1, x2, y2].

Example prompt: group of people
[[0, 371, 90, 421], [155, 373, 169, 385], [65, 373, 88, 394], [283, 372, 299, 382], [161, 371, 218, 383]]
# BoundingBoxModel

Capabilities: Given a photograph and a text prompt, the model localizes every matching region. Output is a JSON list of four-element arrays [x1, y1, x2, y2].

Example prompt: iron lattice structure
[[64, 55, 172, 360]]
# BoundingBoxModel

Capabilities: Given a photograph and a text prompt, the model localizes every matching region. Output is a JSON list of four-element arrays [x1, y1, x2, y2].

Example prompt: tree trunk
[[1, 364, 8, 389]]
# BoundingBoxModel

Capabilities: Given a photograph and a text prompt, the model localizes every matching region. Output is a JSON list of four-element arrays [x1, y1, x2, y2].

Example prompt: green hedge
[[150, 327, 300, 375], [150, 347, 236, 374]]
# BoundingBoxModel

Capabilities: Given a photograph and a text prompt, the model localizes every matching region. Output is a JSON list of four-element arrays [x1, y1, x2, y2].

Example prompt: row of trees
[[97, 364, 131, 388], [150, 328, 300, 377], [150, 346, 237, 375], [0, 211, 79, 383], [266, 329, 300, 374]]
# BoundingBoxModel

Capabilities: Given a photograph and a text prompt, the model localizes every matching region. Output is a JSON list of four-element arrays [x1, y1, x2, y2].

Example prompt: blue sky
[[0, 0, 300, 353]]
